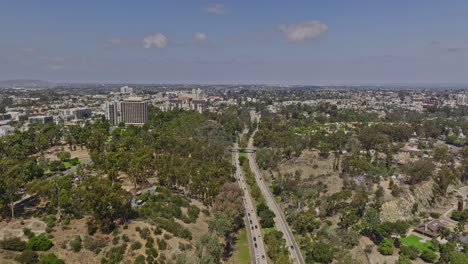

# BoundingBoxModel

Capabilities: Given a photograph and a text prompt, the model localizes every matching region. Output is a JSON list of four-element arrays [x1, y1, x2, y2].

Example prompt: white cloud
[[202, 4, 226, 15], [40, 56, 65, 63], [46, 65, 64, 71], [277, 20, 328, 42], [108, 38, 122, 45], [194, 32, 207, 41], [143, 34, 168, 49], [21, 47, 35, 53]]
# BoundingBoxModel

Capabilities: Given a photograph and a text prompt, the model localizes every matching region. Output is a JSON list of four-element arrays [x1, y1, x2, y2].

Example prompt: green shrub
[[154, 228, 162, 235], [112, 229, 121, 237], [23, 228, 35, 239], [14, 250, 38, 264], [131, 241, 142, 250], [134, 255, 145, 264], [62, 217, 70, 225], [69, 235, 82, 252], [101, 243, 127, 264], [42, 215, 56, 228], [377, 238, 394, 255], [187, 205, 200, 222], [145, 237, 154, 248], [429, 212, 440, 219], [420, 250, 437, 263], [140, 227, 150, 240], [27, 233, 53, 251], [395, 255, 412, 264], [86, 220, 98, 236], [146, 247, 158, 258], [399, 245, 420, 260], [112, 236, 120, 245], [0, 237, 27, 251], [39, 253, 65, 264], [163, 234, 172, 240], [121, 234, 130, 242], [157, 239, 167, 250]]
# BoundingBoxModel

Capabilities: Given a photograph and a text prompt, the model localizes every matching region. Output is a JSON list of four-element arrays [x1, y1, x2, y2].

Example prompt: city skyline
[[1, 0, 468, 84]]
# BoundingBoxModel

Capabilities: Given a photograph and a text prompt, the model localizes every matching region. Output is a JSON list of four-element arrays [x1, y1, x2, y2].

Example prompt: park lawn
[[262, 227, 275, 235], [239, 152, 247, 159], [399, 235, 434, 252], [234, 228, 250, 264], [63, 160, 81, 169]]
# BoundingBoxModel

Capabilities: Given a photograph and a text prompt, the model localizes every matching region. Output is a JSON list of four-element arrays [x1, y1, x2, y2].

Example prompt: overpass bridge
[[230, 147, 256, 153]]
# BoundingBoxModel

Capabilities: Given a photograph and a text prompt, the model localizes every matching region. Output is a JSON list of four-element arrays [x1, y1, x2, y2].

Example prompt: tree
[[212, 183, 244, 229], [433, 144, 450, 164], [404, 159, 435, 184], [0, 158, 29, 218], [360, 207, 381, 236], [257, 203, 275, 228], [208, 214, 234, 251], [26, 175, 73, 220], [196, 233, 224, 264], [306, 242, 334, 264], [377, 238, 393, 255], [74, 176, 131, 233]]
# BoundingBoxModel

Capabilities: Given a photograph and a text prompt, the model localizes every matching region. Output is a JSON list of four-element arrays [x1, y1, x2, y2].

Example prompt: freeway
[[232, 142, 268, 264], [247, 112, 305, 264]]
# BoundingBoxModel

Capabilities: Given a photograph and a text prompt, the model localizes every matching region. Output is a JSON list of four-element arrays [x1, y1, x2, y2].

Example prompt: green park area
[[234, 228, 250, 264], [399, 235, 434, 252]]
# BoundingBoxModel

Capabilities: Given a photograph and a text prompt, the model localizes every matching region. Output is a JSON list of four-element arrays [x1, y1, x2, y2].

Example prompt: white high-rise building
[[120, 86, 134, 94]]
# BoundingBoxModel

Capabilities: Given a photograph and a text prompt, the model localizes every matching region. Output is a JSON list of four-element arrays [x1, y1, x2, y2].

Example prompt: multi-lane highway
[[232, 142, 268, 264], [247, 112, 305, 264]]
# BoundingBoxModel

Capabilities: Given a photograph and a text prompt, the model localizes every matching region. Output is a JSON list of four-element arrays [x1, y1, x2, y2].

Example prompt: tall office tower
[[120, 97, 148, 125], [120, 85, 134, 94], [106, 101, 119, 126]]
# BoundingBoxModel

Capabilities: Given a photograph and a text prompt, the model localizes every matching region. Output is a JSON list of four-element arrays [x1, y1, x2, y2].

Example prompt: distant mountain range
[[0, 79, 57, 88]]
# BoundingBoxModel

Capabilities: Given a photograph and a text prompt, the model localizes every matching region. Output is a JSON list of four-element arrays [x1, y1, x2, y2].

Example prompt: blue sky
[[1, 0, 468, 84]]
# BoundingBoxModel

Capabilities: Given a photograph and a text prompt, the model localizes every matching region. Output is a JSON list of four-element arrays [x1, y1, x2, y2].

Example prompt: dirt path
[[0, 218, 46, 240]]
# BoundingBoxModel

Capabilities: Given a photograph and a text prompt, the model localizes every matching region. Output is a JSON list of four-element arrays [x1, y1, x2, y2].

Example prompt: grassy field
[[239, 152, 247, 159], [234, 228, 250, 264], [63, 160, 80, 169], [399, 235, 434, 251], [262, 227, 275, 235]]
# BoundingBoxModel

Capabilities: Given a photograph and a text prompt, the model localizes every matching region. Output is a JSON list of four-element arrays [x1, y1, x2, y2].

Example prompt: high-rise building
[[106, 101, 119, 126], [120, 97, 148, 125], [120, 86, 134, 94]]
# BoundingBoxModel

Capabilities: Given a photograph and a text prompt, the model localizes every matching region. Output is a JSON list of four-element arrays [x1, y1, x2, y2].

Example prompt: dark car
[[253, 237, 256, 241], [254, 243, 257, 248], [255, 225, 258, 229]]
